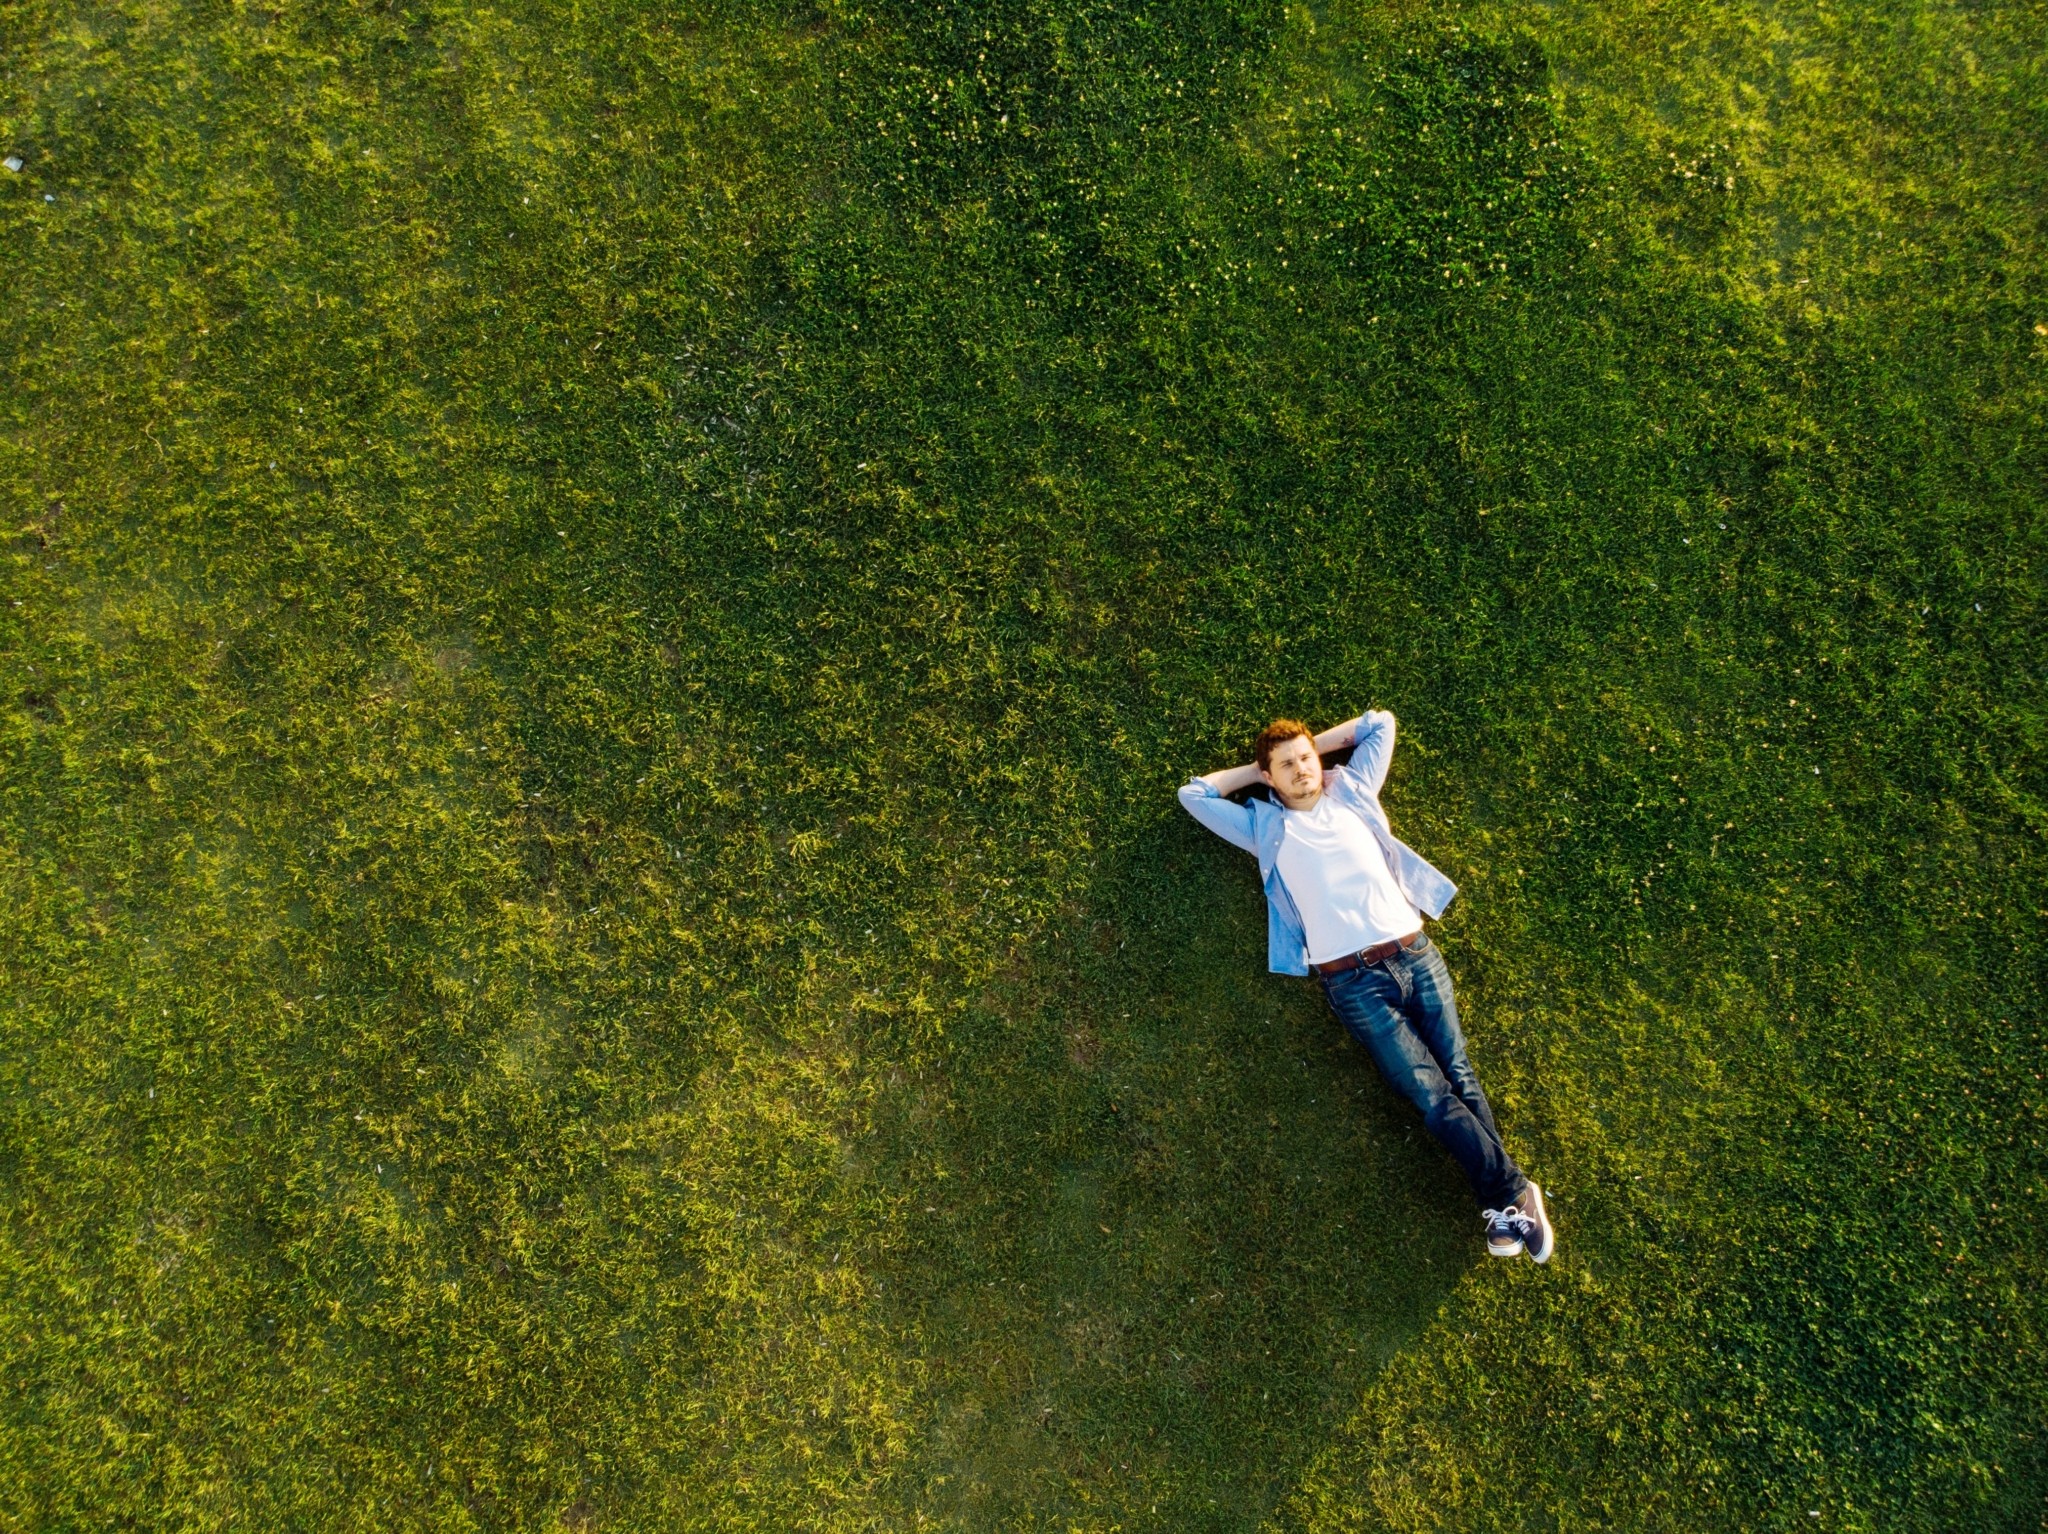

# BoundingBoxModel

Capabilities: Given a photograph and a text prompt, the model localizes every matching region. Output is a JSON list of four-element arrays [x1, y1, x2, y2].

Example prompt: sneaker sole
[[1487, 1240, 1525, 1259], [1524, 1184, 1556, 1264]]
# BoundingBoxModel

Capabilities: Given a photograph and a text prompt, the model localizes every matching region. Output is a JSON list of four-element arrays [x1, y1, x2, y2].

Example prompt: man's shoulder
[[1327, 769, 1387, 820], [1245, 794, 1286, 838], [1327, 763, 1374, 798]]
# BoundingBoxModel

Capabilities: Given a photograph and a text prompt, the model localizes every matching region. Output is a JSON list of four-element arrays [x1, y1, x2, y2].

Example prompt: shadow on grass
[[872, 817, 1479, 1529]]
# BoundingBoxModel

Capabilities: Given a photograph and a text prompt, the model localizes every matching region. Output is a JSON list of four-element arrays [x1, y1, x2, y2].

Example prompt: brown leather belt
[[1311, 930, 1424, 977]]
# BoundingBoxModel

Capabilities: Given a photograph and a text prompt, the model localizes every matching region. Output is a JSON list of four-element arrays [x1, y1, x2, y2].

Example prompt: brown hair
[[1254, 718, 1315, 771]]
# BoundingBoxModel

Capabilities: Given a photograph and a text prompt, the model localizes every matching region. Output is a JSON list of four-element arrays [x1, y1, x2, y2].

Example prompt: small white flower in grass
[[3, 156, 21, 173], [44, 193, 54, 202]]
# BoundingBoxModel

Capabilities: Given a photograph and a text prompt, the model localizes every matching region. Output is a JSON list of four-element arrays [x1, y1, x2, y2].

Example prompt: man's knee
[[1409, 1075, 1459, 1125], [1443, 1059, 1486, 1102]]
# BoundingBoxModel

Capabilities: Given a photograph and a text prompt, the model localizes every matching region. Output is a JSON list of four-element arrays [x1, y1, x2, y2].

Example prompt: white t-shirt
[[1273, 793, 1423, 964]]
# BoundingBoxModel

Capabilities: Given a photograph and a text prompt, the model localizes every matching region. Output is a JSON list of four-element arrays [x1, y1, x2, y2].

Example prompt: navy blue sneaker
[[1509, 1182, 1556, 1264], [1483, 1207, 1525, 1259]]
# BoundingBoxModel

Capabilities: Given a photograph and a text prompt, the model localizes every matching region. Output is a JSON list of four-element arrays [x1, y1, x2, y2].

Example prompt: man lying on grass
[[1178, 711, 1554, 1262]]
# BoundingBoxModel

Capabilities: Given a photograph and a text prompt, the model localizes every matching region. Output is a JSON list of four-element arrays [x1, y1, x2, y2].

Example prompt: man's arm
[[1177, 777, 1257, 850], [1342, 709, 1397, 796], [1312, 716, 1361, 758], [1192, 760, 1265, 798]]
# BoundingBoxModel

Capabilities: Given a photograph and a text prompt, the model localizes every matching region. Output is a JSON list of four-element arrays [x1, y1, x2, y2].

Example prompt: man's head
[[1255, 718, 1323, 810]]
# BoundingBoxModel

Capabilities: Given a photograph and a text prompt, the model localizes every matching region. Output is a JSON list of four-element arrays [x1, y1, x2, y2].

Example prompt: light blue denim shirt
[[1176, 711, 1459, 976]]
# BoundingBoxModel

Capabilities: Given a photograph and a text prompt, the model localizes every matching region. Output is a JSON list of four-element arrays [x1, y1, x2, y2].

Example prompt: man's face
[[1260, 733, 1323, 810]]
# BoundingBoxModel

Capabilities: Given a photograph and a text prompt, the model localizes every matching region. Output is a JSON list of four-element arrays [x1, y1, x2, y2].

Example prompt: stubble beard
[[1279, 782, 1321, 812]]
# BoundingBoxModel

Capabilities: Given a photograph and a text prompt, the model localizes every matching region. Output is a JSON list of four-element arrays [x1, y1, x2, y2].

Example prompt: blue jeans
[[1319, 932, 1527, 1211]]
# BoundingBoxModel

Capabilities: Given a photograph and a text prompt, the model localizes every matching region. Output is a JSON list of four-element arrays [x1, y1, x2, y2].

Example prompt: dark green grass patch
[[1, 0, 2043, 1528]]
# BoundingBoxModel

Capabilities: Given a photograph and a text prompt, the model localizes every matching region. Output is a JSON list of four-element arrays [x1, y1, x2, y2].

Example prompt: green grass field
[[3, 0, 2044, 1528]]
